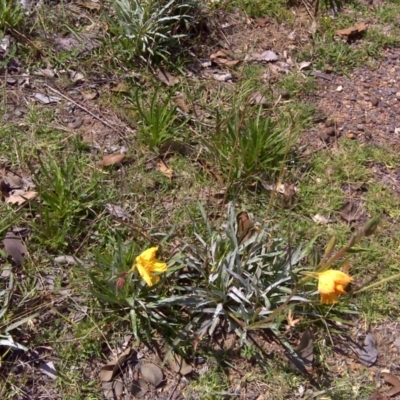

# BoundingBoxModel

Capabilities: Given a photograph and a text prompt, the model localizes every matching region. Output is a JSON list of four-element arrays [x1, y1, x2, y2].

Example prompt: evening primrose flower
[[132, 247, 167, 287], [317, 269, 353, 304]]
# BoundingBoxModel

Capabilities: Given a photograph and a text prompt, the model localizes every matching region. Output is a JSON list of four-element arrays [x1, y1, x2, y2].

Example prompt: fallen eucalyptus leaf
[[99, 348, 134, 382], [39, 361, 58, 380], [98, 154, 125, 167], [156, 159, 173, 180], [356, 333, 378, 367], [34, 93, 61, 104], [157, 69, 179, 86], [5, 190, 38, 205], [3, 230, 27, 266], [105, 204, 129, 220], [248, 91, 267, 105], [130, 379, 148, 398], [166, 352, 193, 375], [290, 330, 314, 373], [54, 256, 83, 266]]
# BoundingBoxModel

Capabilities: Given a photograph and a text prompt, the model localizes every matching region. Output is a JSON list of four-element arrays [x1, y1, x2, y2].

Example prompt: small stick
[[43, 84, 125, 137]]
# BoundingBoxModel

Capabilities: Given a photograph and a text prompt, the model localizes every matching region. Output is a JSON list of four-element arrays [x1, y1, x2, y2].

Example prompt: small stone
[[336, 85, 343, 92], [325, 119, 335, 128], [357, 124, 364, 131], [324, 127, 336, 136], [389, 125, 395, 134], [395, 92, 400, 100], [364, 131, 372, 139], [371, 96, 379, 106], [347, 133, 356, 140], [319, 132, 329, 141]]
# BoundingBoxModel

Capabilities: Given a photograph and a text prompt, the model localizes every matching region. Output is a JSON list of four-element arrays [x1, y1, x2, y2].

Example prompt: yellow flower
[[317, 269, 353, 304], [133, 247, 167, 287]]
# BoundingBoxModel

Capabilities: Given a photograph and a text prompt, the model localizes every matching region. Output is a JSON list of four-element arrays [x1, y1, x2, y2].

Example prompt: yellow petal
[[151, 261, 168, 273], [320, 292, 339, 304], [136, 247, 159, 263], [317, 269, 353, 304], [136, 262, 153, 287]]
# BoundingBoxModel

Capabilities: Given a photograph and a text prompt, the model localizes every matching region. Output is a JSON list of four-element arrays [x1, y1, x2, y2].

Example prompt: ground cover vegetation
[[1, 0, 400, 398]]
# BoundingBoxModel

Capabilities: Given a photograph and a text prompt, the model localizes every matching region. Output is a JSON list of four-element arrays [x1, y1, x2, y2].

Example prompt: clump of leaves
[[29, 155, 106, 250], [85, 239, 190, 343], [133, 88, 189, 152], [176, 204, 313, 344], [0, 0, 24, 31], [210, 104, 294, 186], [111, 0, 201, 63]]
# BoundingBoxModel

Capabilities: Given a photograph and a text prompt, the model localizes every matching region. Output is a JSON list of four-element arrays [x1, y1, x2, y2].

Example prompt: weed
[[29, 155, 107, 251], [210, 104, 293, 186], [133, 88, 189, 152], [0, 0, 24, 31], [111, 0, 201, 63]]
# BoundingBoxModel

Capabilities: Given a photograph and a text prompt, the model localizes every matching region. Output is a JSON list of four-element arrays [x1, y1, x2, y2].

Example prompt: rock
[[324, 127, 336, 136], [347, 133, 356, 140], [370, 96, 379, 106], [319, 130, 331, 142], [389, 125, 395, 134], [395, 92, 400, 100], [357, 124, 365, 131], [325, 119, 335, 128]]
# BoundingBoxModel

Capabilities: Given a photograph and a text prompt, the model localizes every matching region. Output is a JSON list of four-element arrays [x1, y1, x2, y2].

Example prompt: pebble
[[371, 96, 379, 106], [319, 130, 331, 142], [389, 126, 395, 134], [357, 124, 365, 131], [336, 85, 343, 92], [347, 133, 356, 140], [396, 92, 400, 100], [324, 127, 336, 136], [325, 119, 335, 127]]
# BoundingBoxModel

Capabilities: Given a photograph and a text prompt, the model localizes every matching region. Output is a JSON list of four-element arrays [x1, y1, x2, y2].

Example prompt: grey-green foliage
[[177, 203, 313, 343], [112, 0, 199, 62]]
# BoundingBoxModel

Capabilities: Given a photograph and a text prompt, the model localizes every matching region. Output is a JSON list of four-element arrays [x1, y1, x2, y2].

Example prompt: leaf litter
[[3, 229, 27, 266]]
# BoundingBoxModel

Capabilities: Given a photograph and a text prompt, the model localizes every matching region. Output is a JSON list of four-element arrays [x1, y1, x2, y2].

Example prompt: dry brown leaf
[[156, 159, 173, 179], [3, 230, 27, 266], [98, 154, 126, 167], [99, 348, 133, 382], [290, 330, 314, 373], [5, 190, 38, 205], [210, 50, 230, 60], [210, 50, 240, 67], [339, 201, 364, 222], [336, 22, 366, 37], [381, 373, 400, 397], [173, 95, 190, 113], [111, 82, 129, 93], [285, 309, 301, 330], [237, 211, 255, 244], [166, 352, 193, 375], [130, 379, 148, 398], [81, 90, 98, 100], [249, 91, 267, 105], [76, 0, 101, 10], [157, 69, 179, 86]]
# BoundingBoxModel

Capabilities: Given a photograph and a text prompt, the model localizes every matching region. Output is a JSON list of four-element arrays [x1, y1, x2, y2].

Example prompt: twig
[[43, 84, 126, 137]]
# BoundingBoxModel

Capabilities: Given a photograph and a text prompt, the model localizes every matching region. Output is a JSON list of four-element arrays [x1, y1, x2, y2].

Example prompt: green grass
[[2, 0, 400, 398]]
